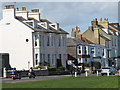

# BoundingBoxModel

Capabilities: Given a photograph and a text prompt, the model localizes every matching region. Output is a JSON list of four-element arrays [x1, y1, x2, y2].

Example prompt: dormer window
[[51, 25, 55, 27]]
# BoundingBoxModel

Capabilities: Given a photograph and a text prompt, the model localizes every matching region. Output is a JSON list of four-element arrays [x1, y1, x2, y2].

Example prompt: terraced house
[[68, 26, 108, 68], [0, 5, 68, 70], [82, 18, 120, 68]]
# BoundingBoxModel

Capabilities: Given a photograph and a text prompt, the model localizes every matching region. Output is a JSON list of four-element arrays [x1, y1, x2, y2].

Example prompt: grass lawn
[[2, 76, 119, 88]]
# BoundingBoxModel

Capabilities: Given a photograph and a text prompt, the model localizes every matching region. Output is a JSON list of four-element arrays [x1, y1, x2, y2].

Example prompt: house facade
[[0, 5, 68, 70], [67, 32, 108, 68], [82, 18, 120, 68]]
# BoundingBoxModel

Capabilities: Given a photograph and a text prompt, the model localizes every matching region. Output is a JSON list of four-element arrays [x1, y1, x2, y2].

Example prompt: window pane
[[58, 37, 61, 47], [47, 36, 50, 46], [59, 54, 61, 60], [40, 53, 42, 62], [63, 37, 64, 47], [51, 36, 54, 46], [35, 54, 38, 65], [43, 36, 44, 47], [52, 54, 54, 65], [35, 35, 37, 46], [48, 54, 50, 63], [39, 35, 41, 47], [91, 48, 94, 54]]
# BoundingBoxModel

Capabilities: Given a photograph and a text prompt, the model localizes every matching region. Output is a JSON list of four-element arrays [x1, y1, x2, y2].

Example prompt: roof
[[109, 25, 120, 32], [15, 16, 68, 34], [81, 37, 95, 44], [67, 38, 88, 46]]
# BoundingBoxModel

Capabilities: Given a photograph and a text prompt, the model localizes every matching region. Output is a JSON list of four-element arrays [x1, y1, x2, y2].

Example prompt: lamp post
[[28, 61, 30, 70]]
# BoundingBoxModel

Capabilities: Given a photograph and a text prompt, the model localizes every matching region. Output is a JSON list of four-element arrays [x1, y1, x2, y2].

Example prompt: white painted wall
[[0, 9, 33, 70], [16, 11, 28, 20], [33, 32, 67, 68], [28, 12, 40, 21]]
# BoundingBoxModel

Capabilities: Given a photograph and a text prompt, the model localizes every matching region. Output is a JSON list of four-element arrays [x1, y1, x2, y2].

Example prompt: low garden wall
[[6, 70, 70, 78]]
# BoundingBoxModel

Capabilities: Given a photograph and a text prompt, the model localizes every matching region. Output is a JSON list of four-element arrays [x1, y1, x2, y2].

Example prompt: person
[[77, 67, 81, 76], [29, 67, 36, 78]]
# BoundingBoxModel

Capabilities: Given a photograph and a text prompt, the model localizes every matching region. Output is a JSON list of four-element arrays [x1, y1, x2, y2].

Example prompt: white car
[[101, 67, 116, 76]]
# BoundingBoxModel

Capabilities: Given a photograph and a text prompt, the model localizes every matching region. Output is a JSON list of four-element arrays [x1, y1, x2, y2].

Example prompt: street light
[[28, 61, 30, 70]]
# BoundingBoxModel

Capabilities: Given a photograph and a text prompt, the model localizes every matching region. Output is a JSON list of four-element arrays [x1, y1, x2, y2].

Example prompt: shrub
[[48, 67, 56, 71], [44, 61, 50, 67], [92, 61, 101, 69], [33, 66, 47, 70], [58, 66, 65, 71], [33, 66, 39, 69], [83, 62, 89, 67]]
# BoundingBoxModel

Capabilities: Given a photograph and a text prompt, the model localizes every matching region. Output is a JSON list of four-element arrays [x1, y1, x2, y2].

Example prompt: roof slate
[[16, 16, 68, 34]]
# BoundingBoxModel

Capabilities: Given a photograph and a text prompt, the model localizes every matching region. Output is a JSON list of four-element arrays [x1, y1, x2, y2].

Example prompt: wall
[[67, 46, 77, 61], [33, 31, 67, 68], [0, 17, 33, 70], [82, 29, 97, 44]]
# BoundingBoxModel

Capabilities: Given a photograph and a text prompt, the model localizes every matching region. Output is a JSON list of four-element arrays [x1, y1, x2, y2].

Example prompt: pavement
[[2, 73, 118, 83]]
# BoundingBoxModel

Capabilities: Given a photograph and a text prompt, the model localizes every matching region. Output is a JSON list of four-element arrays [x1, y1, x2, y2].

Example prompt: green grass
[[2, 76, 119, 88]]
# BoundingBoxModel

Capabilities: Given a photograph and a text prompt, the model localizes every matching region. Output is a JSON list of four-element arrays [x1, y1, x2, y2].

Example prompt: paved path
[[2, 75, 72, 83], [2, 73, 117, 83]]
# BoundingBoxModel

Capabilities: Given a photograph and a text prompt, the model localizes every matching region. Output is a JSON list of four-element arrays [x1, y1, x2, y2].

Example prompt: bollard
[[75, 70, 77, 77], [119, 70, 120, 76], [107, 72, 109, 76], [86, 71, 88, 77], [97, 70, 98, 76]]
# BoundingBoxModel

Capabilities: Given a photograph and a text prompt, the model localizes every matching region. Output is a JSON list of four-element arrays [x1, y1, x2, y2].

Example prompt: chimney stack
[[22, 7, 26, 11], [95, 18, 97, 21], [91, 18, 98, 26], [28, 9, 40, 21], [4, 5, 14, 9], [16, 7, 28, 20], [94, 26, 100, 44], [17, 8, 19, 11], [72, 28, 74, 32], [3, 5, 15, 20]]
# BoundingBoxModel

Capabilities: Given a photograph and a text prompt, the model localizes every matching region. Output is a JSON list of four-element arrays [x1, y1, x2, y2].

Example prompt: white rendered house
[[0, 5, 68, 70]]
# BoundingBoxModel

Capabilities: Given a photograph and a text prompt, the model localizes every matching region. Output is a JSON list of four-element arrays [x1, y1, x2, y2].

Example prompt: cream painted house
[[0, 5, 68, 70]]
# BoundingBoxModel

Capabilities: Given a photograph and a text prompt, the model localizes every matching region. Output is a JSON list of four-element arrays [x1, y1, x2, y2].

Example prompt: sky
[[0, 2, 119, 37]]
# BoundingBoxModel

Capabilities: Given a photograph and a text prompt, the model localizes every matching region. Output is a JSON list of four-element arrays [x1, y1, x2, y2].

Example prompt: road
[[2, 73, 117, 83]]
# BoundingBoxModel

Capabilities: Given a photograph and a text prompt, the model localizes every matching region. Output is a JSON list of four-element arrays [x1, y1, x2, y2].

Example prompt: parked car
[[101, 67, 116, 76]]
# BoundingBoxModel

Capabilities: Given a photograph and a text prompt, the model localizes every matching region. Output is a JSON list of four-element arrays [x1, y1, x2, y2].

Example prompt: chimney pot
[[106, 18, 108, 21], [22, 7, 26, 11], [5, 5, 14, 9], [17, 8, 19, 11], [72, 28, 74, 32], [31, 9, 39, 13], [95, 18, 97, 21]]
